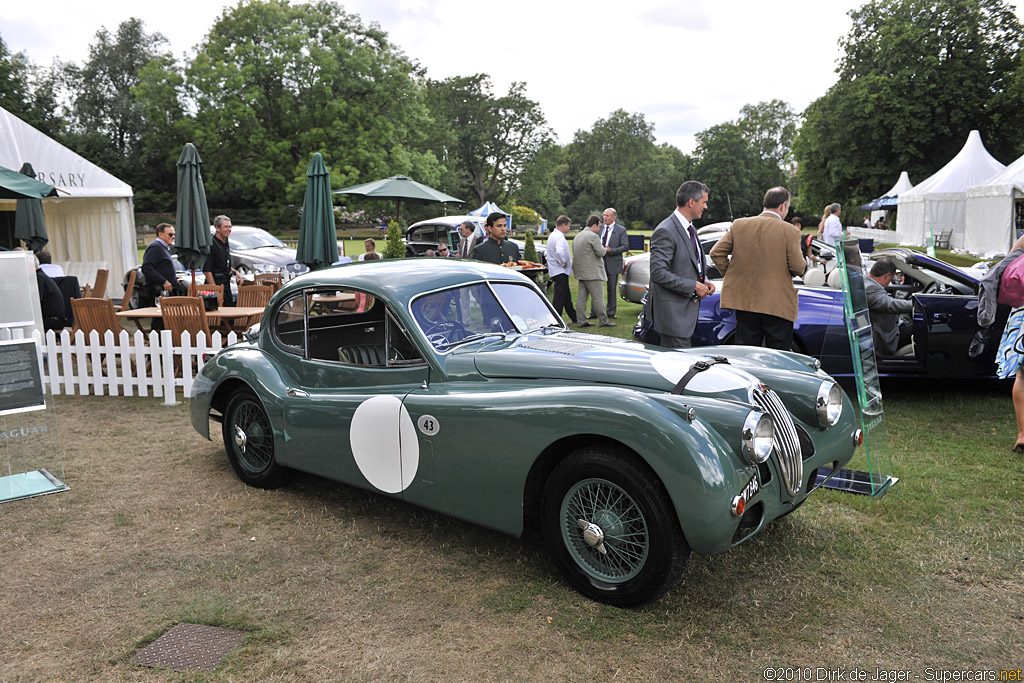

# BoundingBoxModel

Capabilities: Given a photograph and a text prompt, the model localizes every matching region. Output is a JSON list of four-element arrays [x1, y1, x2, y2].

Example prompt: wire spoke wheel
[[231, 399, 273, 474], [561, 478, 649, 583], [222, 389, 292, 489], [543, 447, 689, 606]]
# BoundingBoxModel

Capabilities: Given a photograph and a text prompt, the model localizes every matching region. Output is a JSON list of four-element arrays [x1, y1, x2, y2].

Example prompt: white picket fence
[[38, 328, 240, 405]]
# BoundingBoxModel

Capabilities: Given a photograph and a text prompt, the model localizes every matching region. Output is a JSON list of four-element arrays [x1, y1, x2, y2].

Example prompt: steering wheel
[[922, 281, 952, 295], [423, 319, 467, 340]]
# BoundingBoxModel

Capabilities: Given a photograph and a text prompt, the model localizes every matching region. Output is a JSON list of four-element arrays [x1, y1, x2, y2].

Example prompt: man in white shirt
[[821, 203, 843, 245], [547, 215, 576, 324], [37, 250, 64, 278]]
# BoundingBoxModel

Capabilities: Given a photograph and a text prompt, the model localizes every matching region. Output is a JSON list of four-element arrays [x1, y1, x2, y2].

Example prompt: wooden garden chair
[[83, 268, 109, 299], [114, 269, 136, 312], [253, 273, 283, 292], [233, 285, 272, 330], [71, 298, 121, 337], [160, 297, 212, 377], [187, 283, 224, 306]]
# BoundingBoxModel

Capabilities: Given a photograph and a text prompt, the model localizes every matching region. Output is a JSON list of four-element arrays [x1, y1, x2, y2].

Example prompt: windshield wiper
[[436, 331, 507, 350]]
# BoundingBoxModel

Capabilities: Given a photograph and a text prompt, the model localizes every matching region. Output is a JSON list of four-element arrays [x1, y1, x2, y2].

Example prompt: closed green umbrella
[[175, 143, 212, 289], [0, 164, 57, 200], [14, 163, 51, 251], [333, 174, 462, 223], [296, 153, 337, 271]]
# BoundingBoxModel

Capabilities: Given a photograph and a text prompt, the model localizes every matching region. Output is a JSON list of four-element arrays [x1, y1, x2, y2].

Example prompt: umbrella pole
[[395, 199, 400, 224]]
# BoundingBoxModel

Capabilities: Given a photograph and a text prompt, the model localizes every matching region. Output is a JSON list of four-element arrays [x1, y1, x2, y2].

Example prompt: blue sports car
[[640, 247, 1006, 379]]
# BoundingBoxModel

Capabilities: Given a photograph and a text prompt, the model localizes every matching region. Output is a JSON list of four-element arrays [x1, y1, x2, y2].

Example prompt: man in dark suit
[[141, 222, 178, 330], [591, 207, 629, 319], [649, 181, 716, 348], [709, 187, 804, 350]]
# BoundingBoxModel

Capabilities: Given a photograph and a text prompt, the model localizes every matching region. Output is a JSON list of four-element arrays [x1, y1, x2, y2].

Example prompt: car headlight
[[742, 410, 774, 464], [816, 381, 843, 427]]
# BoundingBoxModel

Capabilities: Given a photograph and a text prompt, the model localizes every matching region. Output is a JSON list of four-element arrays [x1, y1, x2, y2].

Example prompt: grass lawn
[[2, 367, 1021, 677]]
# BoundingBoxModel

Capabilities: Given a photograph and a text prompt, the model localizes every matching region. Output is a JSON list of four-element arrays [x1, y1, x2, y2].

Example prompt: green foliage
[[182, 0, 435, 221], [691, 123, 783, 222], [736, 100, 798, 170], [794, 0, 1024, 211], [62, 18, 170, 184], [512, 140, 565, 220], [523, 230, 538, 263], [511, 204, 541, 225], [561, 110, 687, 228], [424, 74, 552, 205], [382, 221, 406, 259]]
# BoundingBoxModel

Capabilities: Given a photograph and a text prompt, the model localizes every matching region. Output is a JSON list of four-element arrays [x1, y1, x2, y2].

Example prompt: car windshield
[[411, 282, 562, 349], [231, 230, 286, 251]]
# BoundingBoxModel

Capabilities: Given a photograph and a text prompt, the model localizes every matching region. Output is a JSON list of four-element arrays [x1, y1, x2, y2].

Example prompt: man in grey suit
[[649, 181, 716, 348], [573, 215, 615, 328], [866, 258, 913, 356], [590, 207, 629, 319], [456, 220, 478, 258]]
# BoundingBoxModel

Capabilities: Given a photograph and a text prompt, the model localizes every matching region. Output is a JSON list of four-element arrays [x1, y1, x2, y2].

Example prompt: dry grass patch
[[1, 383, 1022, 680]]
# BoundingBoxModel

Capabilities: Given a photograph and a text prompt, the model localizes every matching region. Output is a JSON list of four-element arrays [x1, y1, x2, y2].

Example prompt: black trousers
[[605, 274, 620, 317], [551, 273, 576, 322], [735, 310, 793, 350]]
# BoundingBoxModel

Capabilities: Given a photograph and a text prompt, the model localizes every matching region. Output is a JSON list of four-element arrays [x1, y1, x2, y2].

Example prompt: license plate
[[742, 472, 759, 501]]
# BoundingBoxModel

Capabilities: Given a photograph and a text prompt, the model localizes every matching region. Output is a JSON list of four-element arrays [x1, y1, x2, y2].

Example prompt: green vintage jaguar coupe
[[190, 259, 860, 606]]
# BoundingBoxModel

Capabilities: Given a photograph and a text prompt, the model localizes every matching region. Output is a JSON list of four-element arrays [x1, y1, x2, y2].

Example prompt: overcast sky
[[5, 0, 1023, 153]]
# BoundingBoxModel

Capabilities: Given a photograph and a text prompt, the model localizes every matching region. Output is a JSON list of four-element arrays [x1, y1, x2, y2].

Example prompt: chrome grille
[[753, 385, 803, 496]]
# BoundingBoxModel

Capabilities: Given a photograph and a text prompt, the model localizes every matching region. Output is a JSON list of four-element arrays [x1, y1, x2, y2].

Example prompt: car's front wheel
[[222, 389, 292, 489], [542, 447, 689, 607]]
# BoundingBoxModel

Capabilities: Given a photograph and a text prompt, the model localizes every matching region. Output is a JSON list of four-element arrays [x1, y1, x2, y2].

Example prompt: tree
[[424, 74, 552, 205], [63, 18, 170, 181], [382, 222, 406, 258], [512, 140, 565, 220], [184, 0, 437, 225], [0, 34, 65, 135], [560, 110, 688, 228], [737, 100, 799, 170], [690, 123, 783, 223], [794, 0, 1024, 211]]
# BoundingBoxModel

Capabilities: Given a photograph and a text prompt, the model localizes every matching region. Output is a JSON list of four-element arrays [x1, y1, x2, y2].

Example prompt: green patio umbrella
[[0, 164, 57, 200], [14, 163, 51, 251], [296, 153, 337, 271], [174, 143, 212, 290], [333, 174, 462, 223]]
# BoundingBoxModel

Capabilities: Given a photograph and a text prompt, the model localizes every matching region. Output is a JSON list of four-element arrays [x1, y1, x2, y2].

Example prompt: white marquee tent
[[898, 130, 1005, 251], [0, 106, 135, 298], [964, 152, 1024, 257]]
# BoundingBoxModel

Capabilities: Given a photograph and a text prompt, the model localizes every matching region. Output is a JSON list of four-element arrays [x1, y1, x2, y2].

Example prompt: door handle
[[286, 387, 309, 398], [931, 313, 950, 324]]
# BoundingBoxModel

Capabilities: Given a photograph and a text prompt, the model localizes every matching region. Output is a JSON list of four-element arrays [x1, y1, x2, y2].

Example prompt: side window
[[306, 289, 387, 365], [273, 294, 306, 355], [387, 310, 425, 366]]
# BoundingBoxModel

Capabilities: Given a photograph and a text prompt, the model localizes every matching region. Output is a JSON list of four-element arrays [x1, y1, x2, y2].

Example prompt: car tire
[[542, 447, 689, 607], [222, 389, 293, 489]]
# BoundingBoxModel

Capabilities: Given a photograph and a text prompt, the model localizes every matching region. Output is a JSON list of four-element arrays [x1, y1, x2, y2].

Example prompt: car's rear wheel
[[542, 447, 689, 607], [222, 389, 292, 489]]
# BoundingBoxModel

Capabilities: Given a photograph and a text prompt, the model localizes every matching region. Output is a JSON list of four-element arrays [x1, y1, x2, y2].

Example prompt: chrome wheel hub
[[234, 425, 248, 453], [577, 518, 608, 555]]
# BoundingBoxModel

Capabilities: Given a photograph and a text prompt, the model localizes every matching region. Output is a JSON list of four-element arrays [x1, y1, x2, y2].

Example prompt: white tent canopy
[[898, 130, 1005, 250], [0, 106, 135, 298], [965, 152, 1024, 257], [868, 171, 914, 223]]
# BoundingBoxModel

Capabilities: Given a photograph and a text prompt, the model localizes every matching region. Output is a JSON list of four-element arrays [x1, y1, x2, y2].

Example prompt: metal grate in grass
[[131, 623, 248, 673]]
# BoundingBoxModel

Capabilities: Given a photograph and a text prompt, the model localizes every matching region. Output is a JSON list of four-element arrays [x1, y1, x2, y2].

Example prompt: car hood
[[236, 247, 298, 264], [471, 332, 761, 403]]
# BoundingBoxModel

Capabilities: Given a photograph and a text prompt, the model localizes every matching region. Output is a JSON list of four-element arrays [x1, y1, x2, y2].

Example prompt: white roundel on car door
[[350, 395, 419, 493]]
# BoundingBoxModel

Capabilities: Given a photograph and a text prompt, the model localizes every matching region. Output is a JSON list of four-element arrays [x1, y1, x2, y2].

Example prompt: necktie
[[687, 224, 704, 282], [602, 227, 610, 247]]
